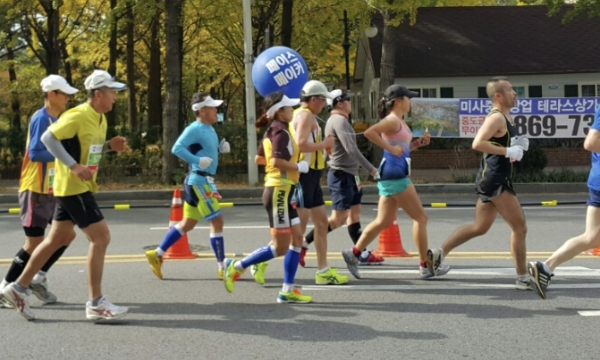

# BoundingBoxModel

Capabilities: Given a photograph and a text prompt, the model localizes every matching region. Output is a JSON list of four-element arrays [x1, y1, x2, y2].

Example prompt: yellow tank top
[[290, 107, 325, 170]]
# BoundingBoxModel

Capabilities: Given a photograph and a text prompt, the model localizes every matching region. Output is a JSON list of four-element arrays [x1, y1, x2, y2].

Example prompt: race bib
[[86, 144, 103, 172], [355, 175, 362, 191], [48, 168, 55, 194], [206, 176, 222, 200]]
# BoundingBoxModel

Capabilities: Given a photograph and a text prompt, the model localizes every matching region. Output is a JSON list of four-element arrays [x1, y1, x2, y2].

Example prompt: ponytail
[[378, 97, 391, 119], [255, 113, 270, 129]]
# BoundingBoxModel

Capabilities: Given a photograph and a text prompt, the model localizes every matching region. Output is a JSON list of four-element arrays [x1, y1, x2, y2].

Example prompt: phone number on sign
[[460, 114, 596, 138]]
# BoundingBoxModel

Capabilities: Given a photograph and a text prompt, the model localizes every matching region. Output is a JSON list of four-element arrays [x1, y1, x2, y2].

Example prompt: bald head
[[486, 76, 510, 100]]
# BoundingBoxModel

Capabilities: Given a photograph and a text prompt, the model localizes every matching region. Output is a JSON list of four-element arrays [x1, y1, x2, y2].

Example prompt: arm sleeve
[[41, 130, 77, 168], [335, 118, 375, 172], [171, 126, 200, 166], [271, 130, 292, 160], [28, 113, 55, 162]]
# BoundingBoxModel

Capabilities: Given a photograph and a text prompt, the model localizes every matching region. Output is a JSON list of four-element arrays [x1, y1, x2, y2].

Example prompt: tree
[[125, 0, 137, 130], [523, 0, 600, 21], [162, 0, 183, 184]]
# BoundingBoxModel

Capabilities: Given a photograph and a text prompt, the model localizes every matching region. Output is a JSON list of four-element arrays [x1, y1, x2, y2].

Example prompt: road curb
[[0, 182, 588, 204]]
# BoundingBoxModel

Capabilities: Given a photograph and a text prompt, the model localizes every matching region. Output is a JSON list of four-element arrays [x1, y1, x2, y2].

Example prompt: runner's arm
[[335, 118, 375, 173], [40, 130, 77, 168], [270, 130, 298, 171], [472, 113, 509, 155], [363, 117, 400, 153], [584, 109, 600, 152], [29, 114, 54, 162], [171, 126, 200, 165], [295, 111, 326, 152]]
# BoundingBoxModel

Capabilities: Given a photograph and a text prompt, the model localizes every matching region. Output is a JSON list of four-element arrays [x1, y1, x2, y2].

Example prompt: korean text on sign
[[265, 51, 306, 86]]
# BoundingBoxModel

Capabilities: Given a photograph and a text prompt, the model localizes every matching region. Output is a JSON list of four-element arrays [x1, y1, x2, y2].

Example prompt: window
[[440, 87, 454, 98], [564, 85, 578, 97], [478, 87, 487, 98], [528, 85, 543, 98], [580, 83, 600, 97], [408, 87, 439, 98], [512, 85, 527, 98]]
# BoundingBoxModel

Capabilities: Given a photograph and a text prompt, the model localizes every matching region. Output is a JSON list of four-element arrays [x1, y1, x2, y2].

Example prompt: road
[[0, 193, 597, 359]]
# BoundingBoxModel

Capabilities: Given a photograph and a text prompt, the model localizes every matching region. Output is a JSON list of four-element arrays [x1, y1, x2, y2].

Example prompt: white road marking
[[301, 283, 600, 291], [578, 311, 600, 317]]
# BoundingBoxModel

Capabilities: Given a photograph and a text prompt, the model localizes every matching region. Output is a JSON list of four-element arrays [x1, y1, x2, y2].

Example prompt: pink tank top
[[381, 114, 412, 145]]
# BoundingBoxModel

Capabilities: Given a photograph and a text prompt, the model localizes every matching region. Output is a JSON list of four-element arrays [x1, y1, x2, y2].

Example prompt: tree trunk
[[59, 39, 73, 84], [106, 0, 119, 133], [147, 5, 162, 131], [44, 0, 61, 74], [371, 10, 396, 165], [6, 42, 21, 130], [162, 0, 184, 184], [281, 0, 293, 46], [126, 1, 138, 130]]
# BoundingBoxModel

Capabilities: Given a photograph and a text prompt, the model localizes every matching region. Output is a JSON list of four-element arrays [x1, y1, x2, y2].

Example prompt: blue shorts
[[327, 170, 363, 210], [377, 178, 412, 197], [588, 188, 600, 208]]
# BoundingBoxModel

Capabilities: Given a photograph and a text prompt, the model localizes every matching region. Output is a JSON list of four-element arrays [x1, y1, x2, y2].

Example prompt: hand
[[219, 138, 231, 153], [370, 168, 380, 180], [199, 157, 213, 169], [70, 163, 95, 181], [419, 132, 431, 147], [511, 136, 529, 151], [296, 161, 309, 173], [389, 145, 404, 157], [109, 136, 127, 152], [505, 146, 524, 162], [322, 135, 334, 149]]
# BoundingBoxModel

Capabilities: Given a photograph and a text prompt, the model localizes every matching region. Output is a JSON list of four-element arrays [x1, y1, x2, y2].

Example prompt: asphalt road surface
[[0, 193, 598, 359]]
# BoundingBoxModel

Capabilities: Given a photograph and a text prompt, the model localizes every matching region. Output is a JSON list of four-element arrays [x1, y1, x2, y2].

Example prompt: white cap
[[326, 89, 343, 106], [266, 95, 300, 117], [301, 80, 336, 99], [191, 96, 224, 111], [327, 89, 353, 106], [40, 75, 79, 95], [84, 70, 126, 90]]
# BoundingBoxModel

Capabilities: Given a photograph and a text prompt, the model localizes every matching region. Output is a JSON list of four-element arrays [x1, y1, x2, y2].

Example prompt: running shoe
[[277, 289, 312, 304], [86, 296, 129, 321], [223, 258, 242, 293], [250, 262, 268, 285], [427, 248, 444, 276], [358, 251, 385, 266], [315, 267, 349, 285], [516, 275, 532, 291], [341, 249, 360, 279], [1, 283, 34, 320], [219, 268, 243, 281], [528, 261, 552, 299], [30, 278, 58, 304], [299, 247, 308, 268], [145, 250, 163, 279], [419, 264, 451, 279]]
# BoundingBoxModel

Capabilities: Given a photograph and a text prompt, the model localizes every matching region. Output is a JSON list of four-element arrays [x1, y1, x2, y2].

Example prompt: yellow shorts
[[183, 184, 221, 222]]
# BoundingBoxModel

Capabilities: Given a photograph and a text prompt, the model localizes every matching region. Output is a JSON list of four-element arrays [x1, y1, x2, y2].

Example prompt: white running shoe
[[30, 278, 58, 304], [86, 296, 129, 321], [427, 248, 444, 276], [420, 264, 451, 279], [1, 283, 35, 320]]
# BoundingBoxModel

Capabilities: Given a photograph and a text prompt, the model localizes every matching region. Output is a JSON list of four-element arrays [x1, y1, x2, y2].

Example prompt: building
[[352, 5, 600, 124]]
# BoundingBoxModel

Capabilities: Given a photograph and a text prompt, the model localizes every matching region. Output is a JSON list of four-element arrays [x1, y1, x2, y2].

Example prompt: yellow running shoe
[[315, 267, 349, 285], [250, 262, 268, 285], [145, 250, 163, 279], [223, 258, 241, 293], [219, 268, 243, 281], [277, 288, 312, 304]]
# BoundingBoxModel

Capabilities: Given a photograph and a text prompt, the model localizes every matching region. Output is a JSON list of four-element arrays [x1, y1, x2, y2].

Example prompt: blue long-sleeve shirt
[[172, 120, 219, 186], [29, 107, 56, 163]]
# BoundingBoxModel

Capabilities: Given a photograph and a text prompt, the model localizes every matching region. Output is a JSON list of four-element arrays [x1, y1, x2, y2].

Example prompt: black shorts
[[298, 169, 324, 209], [327, 170, 363, 210], [476, 175, 516, 203], [54, 192, 104, 229], [263, 184, 300, 235], [19, 191, 56, 237]]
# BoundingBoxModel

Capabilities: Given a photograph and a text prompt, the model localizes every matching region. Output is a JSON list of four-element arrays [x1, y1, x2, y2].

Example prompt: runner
[[528, 102, 600, 299], [0, 75, 79, 307], [428, 76, 531, 289], [2, 70, 129, 321], [340, 84, 444, 279], [145, 92, 231, 280], [301, 89, 382, 272], [222, 91, 313, 303]]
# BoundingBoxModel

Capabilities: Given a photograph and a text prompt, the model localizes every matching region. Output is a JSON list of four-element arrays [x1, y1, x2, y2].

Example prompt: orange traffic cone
[[373, 216, 412, 258], [164, 189, 197, 260]]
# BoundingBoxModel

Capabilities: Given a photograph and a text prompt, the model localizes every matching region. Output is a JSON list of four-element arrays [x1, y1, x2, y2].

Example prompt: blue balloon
[[252, 46, 309, 98]]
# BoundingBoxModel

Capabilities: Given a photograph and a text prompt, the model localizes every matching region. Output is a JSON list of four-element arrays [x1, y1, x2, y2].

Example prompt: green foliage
[[513, 140, 548, 175]]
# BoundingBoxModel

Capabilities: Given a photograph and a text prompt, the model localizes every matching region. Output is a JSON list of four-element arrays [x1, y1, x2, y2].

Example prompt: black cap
[[384, 85, 418, 100], [331, 92, 353, 107]]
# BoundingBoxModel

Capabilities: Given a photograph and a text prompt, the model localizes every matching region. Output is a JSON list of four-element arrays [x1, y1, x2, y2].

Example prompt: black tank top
[[478, 109, 516, 179]]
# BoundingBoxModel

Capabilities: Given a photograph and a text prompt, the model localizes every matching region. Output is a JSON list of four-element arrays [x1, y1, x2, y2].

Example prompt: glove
[[511, 136, 529, 151], [373, 171, 380, 181], [219, 138, 230, 153], [505, 146, 524, 162], [296, 161, 309, 174], [199, 157, 213, 169]]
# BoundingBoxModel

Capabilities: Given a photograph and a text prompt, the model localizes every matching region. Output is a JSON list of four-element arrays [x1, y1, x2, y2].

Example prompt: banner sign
[[407, 97, 600, 138]]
